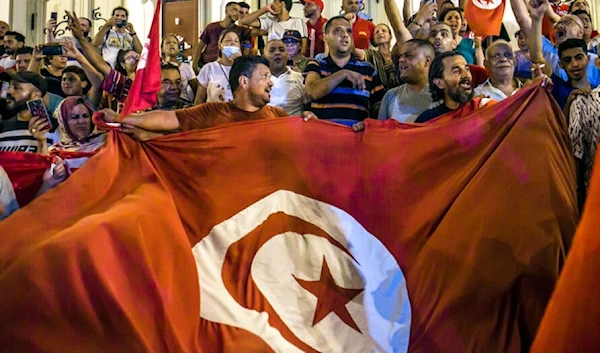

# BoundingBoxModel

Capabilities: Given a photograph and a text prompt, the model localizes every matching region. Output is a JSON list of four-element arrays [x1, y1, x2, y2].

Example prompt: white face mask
[[221, 46, 241, 58]]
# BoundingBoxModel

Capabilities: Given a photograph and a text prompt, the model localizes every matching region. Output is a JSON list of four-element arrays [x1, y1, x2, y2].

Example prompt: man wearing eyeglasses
[[474, 40, 523, 101], [512, 0, 600, 88]]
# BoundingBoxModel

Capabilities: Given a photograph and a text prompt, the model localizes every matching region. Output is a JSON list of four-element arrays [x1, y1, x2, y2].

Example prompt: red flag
[[120, 0, 162, 117], [464, 0, 506, 37], [531, 120, 600, 352], [0, 85, 577, 352]]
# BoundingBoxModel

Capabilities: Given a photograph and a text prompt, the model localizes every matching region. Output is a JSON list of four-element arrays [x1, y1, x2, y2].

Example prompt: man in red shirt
[[303, 0, 327, 58], [341, 0, 374, 50]]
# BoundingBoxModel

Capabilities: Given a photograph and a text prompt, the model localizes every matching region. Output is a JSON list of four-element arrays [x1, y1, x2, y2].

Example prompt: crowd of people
[[0, 0, 599, 219]]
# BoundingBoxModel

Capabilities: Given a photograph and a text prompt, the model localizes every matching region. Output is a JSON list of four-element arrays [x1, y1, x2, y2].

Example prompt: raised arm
[[407, 1, 437, 39], [512, 0, 533, 37], [27, 45, 44, 74], [126, 22, 143, 54], [527, 0, 553, 76], [45, 19, 57, 43], [99, 108, 181, 131], [239, 5, 276, 28], [61, 40, 104, 106], [91, 17, 117, 47], [545, 2, 560, 24], [384, 0, 413, 47], [67, 11, 112, 78]]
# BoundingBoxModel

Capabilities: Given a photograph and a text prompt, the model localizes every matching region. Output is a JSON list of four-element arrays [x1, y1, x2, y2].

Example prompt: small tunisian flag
[[465, 0, 506, 37], [120, 0, 162, 117]]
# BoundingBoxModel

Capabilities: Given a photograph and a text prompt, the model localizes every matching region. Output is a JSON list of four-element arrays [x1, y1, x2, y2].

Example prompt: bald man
[[474, 40, 523, 101]]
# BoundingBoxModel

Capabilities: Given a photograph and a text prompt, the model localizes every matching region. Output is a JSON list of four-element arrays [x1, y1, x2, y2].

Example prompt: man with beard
[[15, 47, 33, 73], [512, 0, 599, 87], [0, 71, 54, 152], [263, 39, 305, 115], [474, 40, 524, 101], [303, 0, 327, 58], [0, 21, 11, 57], [96, 56, 304, 140], [0, 31, 24, 72], [305, 16, 384, 124], [193, 2, 252, 71], [415, 52, 496, 123], [154, 64, 193, 111]]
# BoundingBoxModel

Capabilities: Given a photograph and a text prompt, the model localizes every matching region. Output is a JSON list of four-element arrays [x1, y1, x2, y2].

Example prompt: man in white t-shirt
[[0, 31, 24, 71], [240, 0, 308, 55], [263, 39, 305, 115], [91, 6, 142, 68]]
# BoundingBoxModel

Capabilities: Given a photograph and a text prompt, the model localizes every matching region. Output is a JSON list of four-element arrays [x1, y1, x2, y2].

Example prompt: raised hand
[[28, 116, 50, 142]]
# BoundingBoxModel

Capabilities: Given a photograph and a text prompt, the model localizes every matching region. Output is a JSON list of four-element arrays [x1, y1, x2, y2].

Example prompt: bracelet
[[129, 32, 136, 36], [411, 21, 423, 27]]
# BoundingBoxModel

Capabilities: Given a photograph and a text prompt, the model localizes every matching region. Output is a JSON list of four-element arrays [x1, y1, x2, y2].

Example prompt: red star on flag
[[294, 257, 364, 333]]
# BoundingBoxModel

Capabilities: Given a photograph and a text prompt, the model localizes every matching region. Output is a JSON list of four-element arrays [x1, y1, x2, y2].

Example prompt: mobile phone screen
[[50, 12, 58, 20], [41, 45, 63, 56], [26, 99, 52, 126]]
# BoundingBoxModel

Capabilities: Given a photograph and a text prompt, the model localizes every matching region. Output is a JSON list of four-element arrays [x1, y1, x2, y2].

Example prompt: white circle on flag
[[472, 0, 503, 10], [192, 190, 412, 352]]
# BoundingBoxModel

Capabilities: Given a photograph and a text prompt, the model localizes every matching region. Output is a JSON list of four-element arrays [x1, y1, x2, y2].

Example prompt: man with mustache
[[155, 64, 193, 111], [0, 21, 11, 57], [0, 31, 24, 74], [303, 0, 327, 58], [0, 71, 54, 153], [415, 51, 496, 123], [474, 40, 524, 101]]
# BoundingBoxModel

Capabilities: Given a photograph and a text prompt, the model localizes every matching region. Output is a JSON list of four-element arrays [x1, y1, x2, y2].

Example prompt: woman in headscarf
[[29, 96, 107, 194]]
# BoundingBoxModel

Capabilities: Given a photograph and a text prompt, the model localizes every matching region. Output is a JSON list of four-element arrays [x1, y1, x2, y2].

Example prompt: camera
[[116, 20, 127, 28]]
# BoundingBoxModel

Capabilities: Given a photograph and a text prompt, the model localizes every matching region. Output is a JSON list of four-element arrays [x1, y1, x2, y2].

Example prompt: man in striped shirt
[[304, 16, 384, 125]]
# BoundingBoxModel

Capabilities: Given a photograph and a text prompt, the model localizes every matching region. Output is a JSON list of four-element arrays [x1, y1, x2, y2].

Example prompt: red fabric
[[120, 0, 162, 117], [305, 16, 327, 57], [469, 64, 489, 86], [0, 84, 577, 352], [464, 0, 506, 37], [352, 17, 375, 50]]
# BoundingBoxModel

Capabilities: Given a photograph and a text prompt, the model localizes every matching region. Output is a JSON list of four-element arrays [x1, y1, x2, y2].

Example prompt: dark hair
[[160, 62, 180, 75], [226, 1, 240, 8], [63, 66, 91, 94], [405, 38, 435, 59], [112, 6, 129, 17], [558, 38, 588, 58], [324, 16, 351, 34], [439, 7, 464, 23], [229, 55, 269, 93], [80, 17, 93, 28], [514, 29, 523, 38], [283, 0, 293, 12], [4, 31, 25, 43], [115, 49, 136, 76], [569, 0, 588, 13], [428, 51, 463, 101], [218, 28, 242, 58], [16, 46, 33, 55], [238, 2, 250, 9], [161, 34, 180, 56]]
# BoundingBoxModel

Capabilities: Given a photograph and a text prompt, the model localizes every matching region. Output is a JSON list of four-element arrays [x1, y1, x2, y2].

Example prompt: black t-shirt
[[0, 45, 5, 57], [415, 103, 453, 123], [41, 68, 65, 98]]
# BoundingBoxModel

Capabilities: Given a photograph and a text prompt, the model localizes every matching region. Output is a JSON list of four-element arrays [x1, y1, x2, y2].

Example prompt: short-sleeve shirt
[[101, 68, 132, 113], [456, 37, 476, 65], [541, 36, 600, 88], [197, 61, 233, 103], [260, 16, 308, 41], [177, 62, 196, 102], [0, 117, 54, 153], [550, 73, 576, 109], [199, 22, 251, 64], [378, 84, 432, 123], [303, 55, 385, 122], [305, 16, 327, 57], [353, 17, 375, 50], [175, 102, 288, 131], [101, 29, 135, 68], [268, 67, 305, 116], [569, 86, 600, 191]]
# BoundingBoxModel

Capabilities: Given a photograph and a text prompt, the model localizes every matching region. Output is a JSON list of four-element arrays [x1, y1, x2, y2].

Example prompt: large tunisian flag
[[464, 0, 506, 37], [0, 84, 577, 352]]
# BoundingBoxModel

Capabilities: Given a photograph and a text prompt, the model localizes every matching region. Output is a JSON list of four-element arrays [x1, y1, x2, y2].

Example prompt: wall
[[0, 0, 10, 24]]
